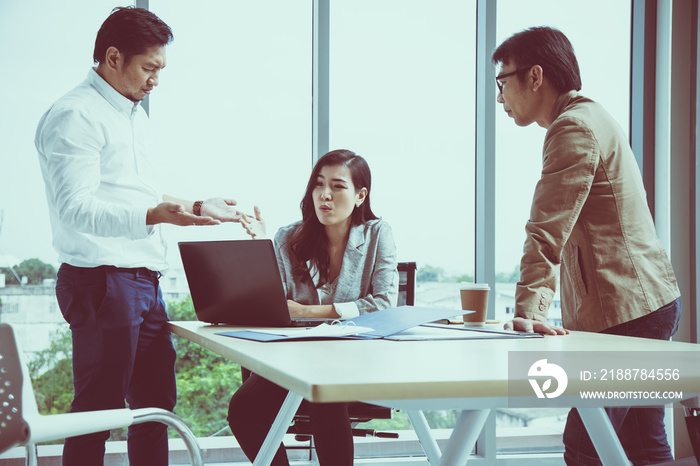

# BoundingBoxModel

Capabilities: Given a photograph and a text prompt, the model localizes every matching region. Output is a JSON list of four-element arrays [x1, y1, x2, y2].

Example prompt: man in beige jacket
[[494, 27, 681, 465]]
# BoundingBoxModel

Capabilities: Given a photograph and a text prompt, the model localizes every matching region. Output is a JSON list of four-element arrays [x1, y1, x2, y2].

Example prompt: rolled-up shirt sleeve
[[334, 301, 360, 319]]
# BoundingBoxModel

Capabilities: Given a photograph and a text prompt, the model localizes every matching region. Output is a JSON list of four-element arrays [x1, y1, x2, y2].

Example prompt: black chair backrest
[[397, 262, 417, 306], [0, 324, 31, 454]]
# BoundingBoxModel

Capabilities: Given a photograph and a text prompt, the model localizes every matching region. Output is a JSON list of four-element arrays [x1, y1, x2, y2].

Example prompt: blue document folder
[[217, 306, 466, 342]]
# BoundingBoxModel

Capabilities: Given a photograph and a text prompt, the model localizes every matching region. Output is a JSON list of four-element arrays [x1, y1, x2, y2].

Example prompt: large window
[[4, 0, 666, 463], [494, 0, 632, 454], [326, 0, 478, 450], [149, 1, 312, 269], [330, 0, 477, 311], [0, 0, 123, 267]]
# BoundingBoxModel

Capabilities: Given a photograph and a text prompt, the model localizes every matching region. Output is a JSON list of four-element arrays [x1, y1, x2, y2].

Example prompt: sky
[[0, 0, 631, 277]]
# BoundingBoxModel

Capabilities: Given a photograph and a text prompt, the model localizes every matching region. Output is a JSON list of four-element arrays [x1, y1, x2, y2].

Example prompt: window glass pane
[[329, 0, 476, 448], [330, 0, 477, 313], [149, 1, 312, 268], [495, 0, 631, 454], [0, 1, 124, 266]]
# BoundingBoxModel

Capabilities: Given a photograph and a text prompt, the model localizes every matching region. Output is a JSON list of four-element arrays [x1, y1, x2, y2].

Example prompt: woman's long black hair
[[288, 149, 377, 287]]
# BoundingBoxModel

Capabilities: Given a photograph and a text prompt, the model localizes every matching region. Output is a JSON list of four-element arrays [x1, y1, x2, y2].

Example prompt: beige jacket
[[515, 91, 679, 332]]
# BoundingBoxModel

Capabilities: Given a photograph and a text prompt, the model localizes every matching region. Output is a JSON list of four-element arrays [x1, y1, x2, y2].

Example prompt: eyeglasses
[[495, 67, 532, 94]]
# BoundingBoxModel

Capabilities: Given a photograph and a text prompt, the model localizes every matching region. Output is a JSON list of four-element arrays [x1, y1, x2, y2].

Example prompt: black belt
[[101, 265, 162, 280]]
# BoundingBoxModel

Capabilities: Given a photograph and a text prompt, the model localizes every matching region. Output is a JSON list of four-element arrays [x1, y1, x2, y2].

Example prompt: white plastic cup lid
[[459, 282, 490, 290]]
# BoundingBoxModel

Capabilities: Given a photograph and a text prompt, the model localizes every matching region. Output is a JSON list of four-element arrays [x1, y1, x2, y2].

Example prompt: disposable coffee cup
[[459, 282, 490, 327]]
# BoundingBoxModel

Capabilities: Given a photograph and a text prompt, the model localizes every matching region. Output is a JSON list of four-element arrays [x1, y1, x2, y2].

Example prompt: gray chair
[[0, 323, 203, 466]]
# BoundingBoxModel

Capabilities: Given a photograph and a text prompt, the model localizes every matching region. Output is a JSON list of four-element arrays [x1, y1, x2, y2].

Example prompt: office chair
[[291, 262, 416, 435], [238, 262, 417, 459], [0, 323, 204, 466], [284, 262, 417, 463], [397, 261, 417, 306]]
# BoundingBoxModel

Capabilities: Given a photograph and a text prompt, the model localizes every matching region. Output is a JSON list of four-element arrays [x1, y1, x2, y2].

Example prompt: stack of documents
[[243, 323, 374, 338]]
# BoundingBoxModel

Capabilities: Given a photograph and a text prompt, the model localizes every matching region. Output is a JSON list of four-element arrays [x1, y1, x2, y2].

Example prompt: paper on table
[[219, 306, 465, 342], [247, 323, 375, 338], [345, 306, 464, 338], [384, 324, 544, 341]]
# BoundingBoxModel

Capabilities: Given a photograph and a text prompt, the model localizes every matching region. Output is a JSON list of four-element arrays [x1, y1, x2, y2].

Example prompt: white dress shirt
[[36, 68, 168, 271]]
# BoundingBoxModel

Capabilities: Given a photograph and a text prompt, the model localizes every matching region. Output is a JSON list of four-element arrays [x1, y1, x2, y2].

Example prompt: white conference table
[[169, 321, 700, 466]]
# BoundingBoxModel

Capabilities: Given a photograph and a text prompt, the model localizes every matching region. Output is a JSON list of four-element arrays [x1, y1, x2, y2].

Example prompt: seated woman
[[227, 149, 398, 465]]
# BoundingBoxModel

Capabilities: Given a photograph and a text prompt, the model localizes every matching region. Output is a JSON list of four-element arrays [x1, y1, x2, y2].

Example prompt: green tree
[[443, 273, 474, 283], [495, 265, 520, 283], [29, 328, 129, 441], [4, 258, 57, 285], [28, 296, 242, 440], [28, 328, 73, 415], [416, 265, 444, 282], [167, 297, 242, 437], [416, 264, 475, 283]]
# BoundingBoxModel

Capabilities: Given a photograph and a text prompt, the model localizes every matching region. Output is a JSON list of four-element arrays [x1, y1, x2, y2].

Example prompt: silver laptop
[[178, 240, 329, 326]]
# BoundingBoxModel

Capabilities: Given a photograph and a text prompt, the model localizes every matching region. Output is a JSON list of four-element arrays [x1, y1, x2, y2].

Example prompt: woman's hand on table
[[287, 300, 340, 319]]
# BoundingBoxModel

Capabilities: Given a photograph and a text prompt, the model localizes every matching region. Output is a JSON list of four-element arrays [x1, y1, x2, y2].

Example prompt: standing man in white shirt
[[35, 7, 241, 466]]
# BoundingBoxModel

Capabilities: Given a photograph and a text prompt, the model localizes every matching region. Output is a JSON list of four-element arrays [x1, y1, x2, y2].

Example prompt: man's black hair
[[93, 6, 173, 64], [492, 26, 582, 93]]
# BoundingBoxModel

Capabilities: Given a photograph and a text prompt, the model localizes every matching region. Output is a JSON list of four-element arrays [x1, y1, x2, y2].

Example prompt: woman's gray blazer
[[273, 219, 399, 314]]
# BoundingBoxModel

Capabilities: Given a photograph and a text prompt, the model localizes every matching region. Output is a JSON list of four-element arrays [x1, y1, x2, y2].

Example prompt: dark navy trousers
[[56, 264, 177, 466], [563, 298, 681, 465]]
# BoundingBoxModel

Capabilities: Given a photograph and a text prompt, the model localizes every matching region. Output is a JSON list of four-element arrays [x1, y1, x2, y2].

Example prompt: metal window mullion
[[630, 0, 645, 165], [630, 0, 657, 215], [312, 0, 330, 165], [475, 0, 496, 319], [475, 0, 497, 460], [655, 0, 672, 249], [695, 0, 700, 343], [136, 0, 149, 115]]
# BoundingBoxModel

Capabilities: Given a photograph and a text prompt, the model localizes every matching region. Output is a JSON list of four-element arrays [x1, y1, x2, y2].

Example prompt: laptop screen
[[178, 240, 292, 326]]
